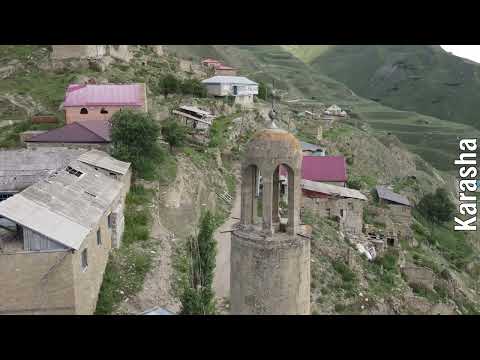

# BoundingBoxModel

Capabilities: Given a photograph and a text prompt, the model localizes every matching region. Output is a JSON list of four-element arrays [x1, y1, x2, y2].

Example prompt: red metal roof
[[63, 83, 145, 107], [26, 120, 111, 143], [201, 58, 222, 64], [215, 65, 236, 70], [280, 156, 347, 182]]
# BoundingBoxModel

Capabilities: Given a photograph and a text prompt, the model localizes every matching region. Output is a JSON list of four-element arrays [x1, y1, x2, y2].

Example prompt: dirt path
[[115, 182, 181, 315], [213, 174, 241, 301]]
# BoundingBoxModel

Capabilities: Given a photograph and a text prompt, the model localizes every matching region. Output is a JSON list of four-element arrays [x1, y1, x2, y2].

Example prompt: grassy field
[[292, 45, 480, 131]]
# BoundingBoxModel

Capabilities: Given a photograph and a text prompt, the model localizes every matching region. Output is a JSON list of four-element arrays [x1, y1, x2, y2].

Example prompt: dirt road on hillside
[[213, 174, 241, 301]]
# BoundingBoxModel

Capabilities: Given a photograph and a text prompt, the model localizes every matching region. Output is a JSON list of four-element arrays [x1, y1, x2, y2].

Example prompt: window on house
[[340, 209, 344, 217], [0, 192, 14, 202], [66, 166, 83, 177], [326, 208, 331, 217], [97, 229, 102, 245], [108, 213, 113, 228], [100, 108, 109, 114], [81, 249, 88, 271], [80, 108, 88, 114]]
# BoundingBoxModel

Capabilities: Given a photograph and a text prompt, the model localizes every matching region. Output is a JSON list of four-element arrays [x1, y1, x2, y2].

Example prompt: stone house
[[172, 105, 215, 131], [24, 120, 111, 151], [324, 104, 347, 117], [51, 45, 132, 62], [214, 65, 237, 76], [62, 83, 147, 124], [300, 179, 367, 234], [375, 186, 413, 241], [201, 76, 258, 107], [0, 150, 131, 315]]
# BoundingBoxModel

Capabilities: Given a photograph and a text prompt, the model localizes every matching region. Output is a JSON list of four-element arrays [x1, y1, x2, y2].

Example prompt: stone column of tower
[[230, 115, 311, 315]]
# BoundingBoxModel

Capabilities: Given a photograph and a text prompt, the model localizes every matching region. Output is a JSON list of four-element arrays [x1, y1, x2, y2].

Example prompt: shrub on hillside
[[161, 119, 187, 153], [110, 109, 161, 178], [417, 188, 455, 225]]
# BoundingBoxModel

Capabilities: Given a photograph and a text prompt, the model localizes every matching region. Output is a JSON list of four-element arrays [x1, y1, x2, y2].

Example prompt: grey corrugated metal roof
[[376, 186, 411, 206], [300, 141, 323, 152], [0, 148, 87, 192], [140, 307, 174, 315], [178, 106, 212, 117], [0, 194, 90, 250], [301, 179, 368, 201], [77, 149, 130, 175], [0, 160, 124, 250], [201, 76, 258, 86]]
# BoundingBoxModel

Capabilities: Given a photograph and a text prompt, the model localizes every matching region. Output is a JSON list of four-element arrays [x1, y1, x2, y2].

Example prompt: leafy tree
[[176, 210, 218, 314], [418, 188, 455, 225], [161, 120, 187, 153], [181, 78, 207, 98], [417, 188, 455, 243], [110, 109, 160, 176], [258, 81, 268, 101], [157, 74, 180, 98]]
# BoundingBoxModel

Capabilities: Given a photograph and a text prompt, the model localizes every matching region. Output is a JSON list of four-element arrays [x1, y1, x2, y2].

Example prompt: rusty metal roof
[[301, 179, 367, 200]]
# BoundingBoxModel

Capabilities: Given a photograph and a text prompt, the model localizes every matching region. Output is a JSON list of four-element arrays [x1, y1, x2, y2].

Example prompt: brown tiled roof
[[26, 120, 111, 143]]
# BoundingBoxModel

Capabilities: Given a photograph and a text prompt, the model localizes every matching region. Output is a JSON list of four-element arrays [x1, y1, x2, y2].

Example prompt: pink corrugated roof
[[63, 83, 144, 107], [280, 156, 347, 182]]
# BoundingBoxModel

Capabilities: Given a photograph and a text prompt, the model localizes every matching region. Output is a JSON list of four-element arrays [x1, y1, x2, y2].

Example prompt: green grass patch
[[331, 260, 358, 297], [95, 184, 155, 314]]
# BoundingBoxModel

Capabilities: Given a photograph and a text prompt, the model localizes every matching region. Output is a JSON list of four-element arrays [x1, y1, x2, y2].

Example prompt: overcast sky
[[441, 45, 480, 63]]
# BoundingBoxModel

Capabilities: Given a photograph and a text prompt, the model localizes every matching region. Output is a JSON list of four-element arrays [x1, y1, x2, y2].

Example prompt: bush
[[417, 188, 455, 225], [347, 177, 362, 190], [161, 119, 187, 153], [110, 109, 161, 178], [180, 78, 207, 97], [157, 73, 180, 98]]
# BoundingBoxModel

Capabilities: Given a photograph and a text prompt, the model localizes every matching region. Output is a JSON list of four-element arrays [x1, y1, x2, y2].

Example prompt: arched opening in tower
[[275, 164, 295, 233], [241, 164, 262, 225]]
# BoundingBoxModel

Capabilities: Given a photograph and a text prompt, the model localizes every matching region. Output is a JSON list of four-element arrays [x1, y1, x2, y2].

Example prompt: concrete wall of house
[[302, 196, 364, 234], [72, 210, 114, 315], [52, 45, 106, 60], [230, 233, 310, 314], [234, 94, 254, 108], [65, 105, 144, 124], [0, 250, 76, 314], [26, 142, 110, 152], [205, 84, 224, 96]]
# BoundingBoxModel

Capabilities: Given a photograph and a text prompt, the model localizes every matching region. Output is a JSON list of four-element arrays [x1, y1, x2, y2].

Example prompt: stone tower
[[230, 112, 311, 315]]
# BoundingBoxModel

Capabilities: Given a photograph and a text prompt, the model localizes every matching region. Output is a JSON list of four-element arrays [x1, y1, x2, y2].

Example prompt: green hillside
[[167, 45, 480, 172], [289, 45, 480, 130]]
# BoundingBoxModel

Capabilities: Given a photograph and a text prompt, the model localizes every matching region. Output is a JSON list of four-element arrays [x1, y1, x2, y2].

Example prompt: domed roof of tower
[[245, 128, 302, 169], [250, 128, 302, 152]]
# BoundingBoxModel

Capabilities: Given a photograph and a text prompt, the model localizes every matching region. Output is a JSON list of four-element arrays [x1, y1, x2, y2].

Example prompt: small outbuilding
[[172, 105, 215, 131]]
